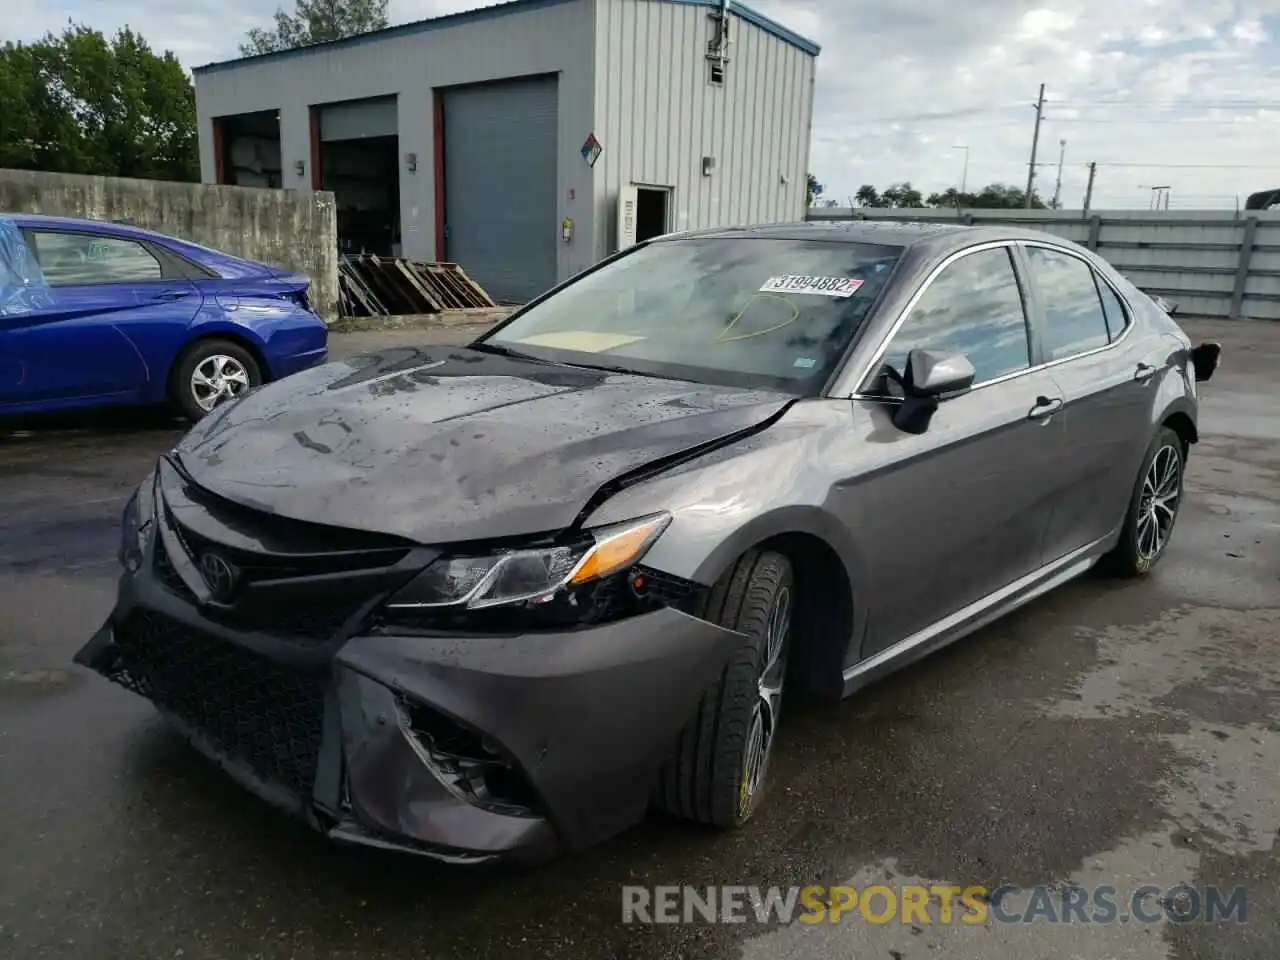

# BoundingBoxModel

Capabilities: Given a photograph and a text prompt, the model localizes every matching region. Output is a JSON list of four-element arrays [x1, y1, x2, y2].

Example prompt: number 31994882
[[758, 275, 865, 298]]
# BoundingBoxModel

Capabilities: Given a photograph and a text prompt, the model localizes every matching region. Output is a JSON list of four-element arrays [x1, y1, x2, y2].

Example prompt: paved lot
[[0, 320, 1276, 959]]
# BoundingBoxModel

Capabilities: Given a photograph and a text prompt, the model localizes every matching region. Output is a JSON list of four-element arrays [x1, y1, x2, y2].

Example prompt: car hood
[[173, 346, 792, 544]]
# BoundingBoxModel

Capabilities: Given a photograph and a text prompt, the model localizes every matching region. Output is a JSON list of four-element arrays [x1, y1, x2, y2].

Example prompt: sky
[[12, 0, 1280, 210]]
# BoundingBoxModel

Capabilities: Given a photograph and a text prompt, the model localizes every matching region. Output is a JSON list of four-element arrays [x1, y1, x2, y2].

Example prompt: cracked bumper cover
[[74, 567, 743, 863]]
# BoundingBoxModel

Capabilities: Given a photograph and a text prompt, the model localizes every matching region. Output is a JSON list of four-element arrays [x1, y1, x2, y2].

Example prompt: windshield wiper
[[470, 341, 640, 376], [552, 359, 645, 377], [469, 341, 545, 362]]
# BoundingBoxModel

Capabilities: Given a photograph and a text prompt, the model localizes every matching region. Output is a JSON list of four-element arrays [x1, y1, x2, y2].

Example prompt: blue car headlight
[[386, 513, 671, 611], [119, 471, 157, 573]]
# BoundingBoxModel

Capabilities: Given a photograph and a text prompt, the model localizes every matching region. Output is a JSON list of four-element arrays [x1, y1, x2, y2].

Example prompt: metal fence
[[805, 207, 1280, 321]]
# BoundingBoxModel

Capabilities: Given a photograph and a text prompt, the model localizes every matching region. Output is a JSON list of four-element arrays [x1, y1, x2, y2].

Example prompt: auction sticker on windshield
[[759, 276, 864, 298]]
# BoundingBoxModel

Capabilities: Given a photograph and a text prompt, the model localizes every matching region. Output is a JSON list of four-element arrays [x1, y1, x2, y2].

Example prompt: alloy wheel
[[191, 354, 251, 412], [1136, 444, 1182, 561], [740, 586, 791, 818]]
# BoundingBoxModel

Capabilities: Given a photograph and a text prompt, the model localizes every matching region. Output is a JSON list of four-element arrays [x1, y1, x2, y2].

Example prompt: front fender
[[581, 410, 871, 676]]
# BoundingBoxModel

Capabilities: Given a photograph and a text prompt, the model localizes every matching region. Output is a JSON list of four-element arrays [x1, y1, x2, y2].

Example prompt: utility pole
[[1025, 83, 1046, 208], [1051, 139, 1066, 209], [952, 145, 969, 196], [1083, 162, 1096, 216]]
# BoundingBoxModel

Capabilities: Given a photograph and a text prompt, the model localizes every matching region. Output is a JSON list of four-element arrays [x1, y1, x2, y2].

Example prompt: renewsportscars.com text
[[621, 884, 1248, 926]]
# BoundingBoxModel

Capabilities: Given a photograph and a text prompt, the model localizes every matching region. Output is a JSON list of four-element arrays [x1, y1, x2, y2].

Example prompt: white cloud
[[1231, 18, 1269, 44], [9, 0, 1280, 210]]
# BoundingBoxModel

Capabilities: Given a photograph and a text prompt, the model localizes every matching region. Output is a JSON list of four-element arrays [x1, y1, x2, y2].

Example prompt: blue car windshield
[[482, 238, 903, 393]]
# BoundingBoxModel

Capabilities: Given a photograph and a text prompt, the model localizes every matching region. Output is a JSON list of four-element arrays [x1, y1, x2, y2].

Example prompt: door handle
[[1133, 363, 1157, 383], [155, 290, 190, 302], [1028, 396, 1063, 420]]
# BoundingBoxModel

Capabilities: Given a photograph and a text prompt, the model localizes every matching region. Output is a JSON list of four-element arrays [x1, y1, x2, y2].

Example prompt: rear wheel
[[655, 549, 793, 827], [1099, 426, 1185, 577], [170, 339, 261, 421]]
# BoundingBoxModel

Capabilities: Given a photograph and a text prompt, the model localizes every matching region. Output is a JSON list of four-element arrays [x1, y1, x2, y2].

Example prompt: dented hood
[[173, 346, 791, 544]]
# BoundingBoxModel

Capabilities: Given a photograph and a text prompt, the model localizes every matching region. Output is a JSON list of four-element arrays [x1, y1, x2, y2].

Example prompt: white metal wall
[[590, 0, 816, 263], [807, 207, 1280, 321], [193, 0, 597, 280]]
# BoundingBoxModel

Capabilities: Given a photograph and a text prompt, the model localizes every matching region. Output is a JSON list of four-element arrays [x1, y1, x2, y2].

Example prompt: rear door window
[[1094, 276, 1130, 341], [1024, 246, 1111, 360], [877, 246, 1031, 386], [30, 231, 163, 286]]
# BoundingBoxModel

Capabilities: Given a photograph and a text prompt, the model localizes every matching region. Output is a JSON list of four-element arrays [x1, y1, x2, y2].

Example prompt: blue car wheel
[[171, 338, 262, 421]]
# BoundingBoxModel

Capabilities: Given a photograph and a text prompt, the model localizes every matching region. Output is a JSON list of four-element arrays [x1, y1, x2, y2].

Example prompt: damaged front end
[[75, 456, 743, 862]]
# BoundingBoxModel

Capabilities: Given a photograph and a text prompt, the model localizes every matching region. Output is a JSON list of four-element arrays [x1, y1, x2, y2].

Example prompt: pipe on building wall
[[432, 90, 447, 261], [708, 0, 731, 62]]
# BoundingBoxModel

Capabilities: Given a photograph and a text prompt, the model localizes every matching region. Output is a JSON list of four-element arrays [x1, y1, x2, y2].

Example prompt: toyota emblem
[[199, 550, 239, 598]]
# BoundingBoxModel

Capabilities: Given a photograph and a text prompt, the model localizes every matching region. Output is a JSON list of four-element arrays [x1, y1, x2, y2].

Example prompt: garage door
[[443, 76, 558, 303]]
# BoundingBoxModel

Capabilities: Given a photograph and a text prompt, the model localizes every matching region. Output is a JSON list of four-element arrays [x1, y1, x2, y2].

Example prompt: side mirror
[[903, 349, 976, 396], [890, 349, 976, 434]]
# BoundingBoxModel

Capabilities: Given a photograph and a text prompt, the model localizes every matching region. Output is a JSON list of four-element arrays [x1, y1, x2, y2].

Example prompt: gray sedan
[[76, 221, 1221, 862]]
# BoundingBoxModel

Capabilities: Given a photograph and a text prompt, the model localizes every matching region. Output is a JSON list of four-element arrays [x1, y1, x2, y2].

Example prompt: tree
[[806, 173, 824, 207], [241, 0, 390, 55], [880, 182, 924, 208], [855, 184, 886, 208], [0, 24, 197, 181], [926, 183, 1047, 209], [854, 182, 923, 208]]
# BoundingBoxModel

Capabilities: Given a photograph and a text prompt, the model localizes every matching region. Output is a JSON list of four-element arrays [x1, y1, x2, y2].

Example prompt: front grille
[[102, 610, 326, 797], [203, 600, 367, 645], [154, 537, 195, 602], [172, 515, 406, 582], [152, 537, 365, 642]]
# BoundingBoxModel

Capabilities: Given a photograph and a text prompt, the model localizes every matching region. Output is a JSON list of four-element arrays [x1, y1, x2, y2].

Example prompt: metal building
[[193, 0, 818, 303]]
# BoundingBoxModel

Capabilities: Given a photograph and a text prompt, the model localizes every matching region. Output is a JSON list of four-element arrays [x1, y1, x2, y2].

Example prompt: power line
[[1050, 99, 1280, 108], [1044, 117, 1278, 124], [1088, 161, 1280, 168], [853, 98, 1280, 124]]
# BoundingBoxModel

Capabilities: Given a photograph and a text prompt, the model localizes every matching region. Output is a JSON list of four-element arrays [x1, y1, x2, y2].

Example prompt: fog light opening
[[400, 699, 540, 817]]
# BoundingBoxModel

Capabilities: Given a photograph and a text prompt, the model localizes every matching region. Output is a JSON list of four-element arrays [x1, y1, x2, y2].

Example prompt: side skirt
[[841, 535, 1112, 697]]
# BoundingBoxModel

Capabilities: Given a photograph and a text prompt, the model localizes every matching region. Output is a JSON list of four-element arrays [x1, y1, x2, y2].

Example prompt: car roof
[[3, 213, 175, 245], [654, 220, 1083, 256]]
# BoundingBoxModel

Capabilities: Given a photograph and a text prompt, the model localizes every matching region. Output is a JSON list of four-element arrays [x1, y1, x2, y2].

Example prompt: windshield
[[481, 238, 903, 393]]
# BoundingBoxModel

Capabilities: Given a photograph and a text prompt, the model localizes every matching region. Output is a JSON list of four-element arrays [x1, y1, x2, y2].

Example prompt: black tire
[[170, 338, 261, 422], [654, 549, 794, 828], [1098, 426, 1185, 578]]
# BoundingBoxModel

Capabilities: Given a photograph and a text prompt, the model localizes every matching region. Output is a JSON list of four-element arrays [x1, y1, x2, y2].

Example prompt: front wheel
[[170, 339, 261, 421], [1099, 426, 1185, 577], [654, 549, 794, 827]]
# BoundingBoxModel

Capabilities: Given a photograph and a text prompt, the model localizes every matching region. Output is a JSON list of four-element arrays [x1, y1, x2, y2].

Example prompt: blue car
[[0, 214, 328, 421]]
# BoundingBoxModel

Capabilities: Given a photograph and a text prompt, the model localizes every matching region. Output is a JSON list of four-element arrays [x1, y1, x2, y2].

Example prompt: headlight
[[119, 471, 157, 573], [386, 513, 671, 610]]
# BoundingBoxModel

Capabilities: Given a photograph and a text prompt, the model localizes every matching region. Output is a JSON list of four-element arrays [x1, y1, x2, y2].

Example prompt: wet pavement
[[1, 320, 1276, 959]]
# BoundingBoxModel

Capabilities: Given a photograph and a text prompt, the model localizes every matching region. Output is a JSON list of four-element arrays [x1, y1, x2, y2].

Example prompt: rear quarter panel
[[193, 280, 328, 379], [1107, 269, 1200, 431]]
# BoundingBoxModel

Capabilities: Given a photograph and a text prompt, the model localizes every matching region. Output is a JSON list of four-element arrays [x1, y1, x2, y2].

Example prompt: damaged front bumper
[[74, 560, 743, 864]]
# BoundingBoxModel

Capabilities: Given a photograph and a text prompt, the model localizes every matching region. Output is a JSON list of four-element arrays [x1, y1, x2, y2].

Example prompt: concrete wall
[[0, 168, 340, 318], [193, 0, 598, 281], [807, 207, 1280, 321], [592, 0, 816, 263]]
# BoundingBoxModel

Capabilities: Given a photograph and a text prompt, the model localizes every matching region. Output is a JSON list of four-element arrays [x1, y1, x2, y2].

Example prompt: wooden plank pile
[[338, 254, 498, 317]]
